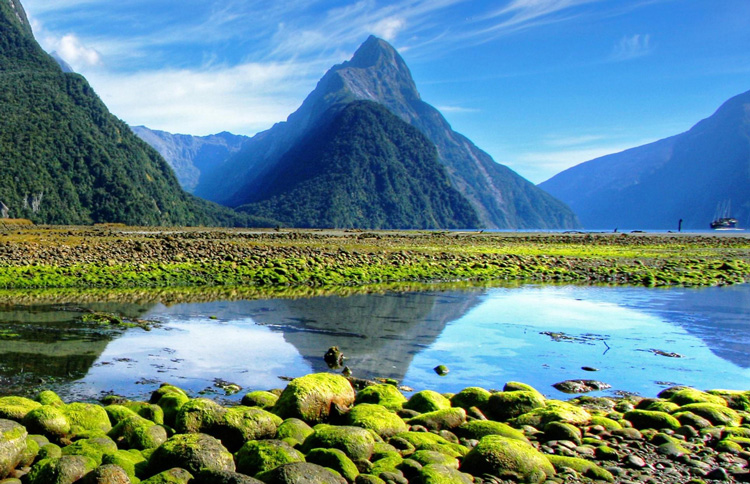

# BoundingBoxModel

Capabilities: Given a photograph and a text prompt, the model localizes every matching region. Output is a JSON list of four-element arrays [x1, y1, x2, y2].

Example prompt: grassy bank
[[0, 226, 748, 290]]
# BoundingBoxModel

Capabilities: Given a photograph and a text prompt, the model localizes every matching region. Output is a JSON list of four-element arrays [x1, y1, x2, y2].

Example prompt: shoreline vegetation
[[0, 226, 748, 293]]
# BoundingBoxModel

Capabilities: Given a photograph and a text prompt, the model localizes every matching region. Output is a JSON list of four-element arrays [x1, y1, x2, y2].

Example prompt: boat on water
[[710, 200, 741, 230]]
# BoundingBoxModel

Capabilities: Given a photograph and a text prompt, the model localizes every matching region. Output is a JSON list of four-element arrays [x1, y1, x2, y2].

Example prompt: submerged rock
[[552, 380, 611, 394]]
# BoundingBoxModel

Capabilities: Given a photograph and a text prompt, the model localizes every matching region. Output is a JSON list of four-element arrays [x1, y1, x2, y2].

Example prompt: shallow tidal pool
[[0, 283, 748, 401]]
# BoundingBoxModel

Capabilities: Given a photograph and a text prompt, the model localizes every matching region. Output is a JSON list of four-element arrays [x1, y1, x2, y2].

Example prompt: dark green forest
[[0, 0, 254, 226], [237, 101, 481, 229]]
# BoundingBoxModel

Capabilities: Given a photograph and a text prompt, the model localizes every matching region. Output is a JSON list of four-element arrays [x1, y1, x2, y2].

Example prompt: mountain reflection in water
[[0, 284, 748, 401]]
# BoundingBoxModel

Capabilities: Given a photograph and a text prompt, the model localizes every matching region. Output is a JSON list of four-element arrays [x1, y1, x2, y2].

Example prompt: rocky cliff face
[[540, 89, 750, 230], [131, 126, 249, 193], [195, 36, 579, 230]]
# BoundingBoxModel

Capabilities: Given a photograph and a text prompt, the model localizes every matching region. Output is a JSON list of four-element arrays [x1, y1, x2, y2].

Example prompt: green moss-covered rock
[[22, 406, 70, 442], [391, 432, 467, 458], [485, 391, 546, 422], [669, 388, 728, 407], [108, 411, 168, 450], [403, 391, 451, 414], [707, 390, 750, 411], [543, 421, 582, 444], [642, 400, 680, 414], [273, 373, 355, 424], [503, 382, 543, 394], [36, 391, 64, 408], [355, 474, 386, 484], [512, 400, 590, 428], [676, 403, 742, 427], [415, 464, 472, 484], [103, 449, 148, 482], [20, 436, 40, 467], [302, 425, 375, 461], [406, 408, 466, 432], [150, 433, 235, 475], [589, 415, 622, 431], [60, 436, 117, 466], [256, 462, 346, 484], [234, 440, 305, 477], [174, 398, 226, 434], [716, 439, 744, 453], [306, 448, 359, 483], [0, 397, 41, 421], [355, 385, 407, 412], [624, 410, 681, 431], [346, 404, 407, 438], [410, 450, 458, 469], [448, 388, 491, 411], [151, 385, 190, 428], [141, 467, 193, 484], [369, 454, 403, 477], [26, 455, 98, 484], [83, 464, 132, 484], [651, 433, 691, 458], [194, 469, 265, 484], [214, 406, 282, 452], [545, 455, 613, 482], [461, 435, 555, 483], [276, 419, 314, 446], [63, 403, 112, 436], [38, 443, 62, 461], [0, 419, 27, 479], [123, 402, 165, 426], [242, 391, 280, 410], [455, 420, 528, 442]]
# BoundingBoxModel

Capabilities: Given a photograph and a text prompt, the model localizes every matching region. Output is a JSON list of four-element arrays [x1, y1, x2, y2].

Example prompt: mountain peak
[[348, 35, 399, 68]]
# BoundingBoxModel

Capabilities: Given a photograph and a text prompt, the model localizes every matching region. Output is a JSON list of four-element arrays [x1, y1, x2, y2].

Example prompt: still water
[[0, 284, 748, 401]]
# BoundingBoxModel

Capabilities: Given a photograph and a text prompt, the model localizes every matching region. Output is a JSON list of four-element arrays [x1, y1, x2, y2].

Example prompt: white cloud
[[435, 105, 480, 113], [369, 16, 407, 41], [611, 34, 652, 61], [55, 34, 102, 67]]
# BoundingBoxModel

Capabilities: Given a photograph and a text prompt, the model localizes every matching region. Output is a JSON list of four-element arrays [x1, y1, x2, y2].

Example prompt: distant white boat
[[710, 200, 740, 230]]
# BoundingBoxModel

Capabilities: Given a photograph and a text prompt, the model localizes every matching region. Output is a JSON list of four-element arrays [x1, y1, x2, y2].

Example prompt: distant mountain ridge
[[131, 126, 249, 193], [0, 0, 245, 226], [195, 36, 579, 230], [540, 90, 750, 230]]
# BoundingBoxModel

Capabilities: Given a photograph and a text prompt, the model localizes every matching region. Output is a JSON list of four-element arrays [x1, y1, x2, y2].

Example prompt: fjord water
[[0, 284, 748, 401]]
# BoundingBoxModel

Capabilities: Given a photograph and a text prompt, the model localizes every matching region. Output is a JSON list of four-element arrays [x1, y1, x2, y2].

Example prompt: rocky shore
[[1, 372, 750, 484], [0, 226, 747, 290]]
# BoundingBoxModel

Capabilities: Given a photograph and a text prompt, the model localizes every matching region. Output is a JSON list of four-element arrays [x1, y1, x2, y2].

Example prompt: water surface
[[0, 284, 748, 401]]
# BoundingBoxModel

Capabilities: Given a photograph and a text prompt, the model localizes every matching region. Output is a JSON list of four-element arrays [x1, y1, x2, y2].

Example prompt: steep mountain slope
[[236, 101, 479, 229], [131, 126, 248, 193], [540, 90, 750, 230], [196, 36, 579, 229], [0, 0, 244, 226]]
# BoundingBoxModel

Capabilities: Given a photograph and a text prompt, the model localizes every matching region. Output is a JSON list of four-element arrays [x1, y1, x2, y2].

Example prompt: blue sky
[[22, 0, 750, 183]]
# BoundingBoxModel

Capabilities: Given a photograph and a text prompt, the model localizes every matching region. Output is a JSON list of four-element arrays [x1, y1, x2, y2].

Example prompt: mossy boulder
[[38, 443, 63, 460], [26, 455, 98, 484], [37, 391, 65, 408], [406, 408, 466, 432], [108, 410, 168, 450], [103, 449, 148, 482], [273, 373, 355, 424], [512, 400, 590, 428], [546, 455, 613, 482], [276, 419, 314, 446], [346, 404, 407, 438], [22, 406, 70, 442], [391, 432, 467, 458], [0, 419, 28, 479], [242, 391, 280, 410], [60, 436, 117, 466], [589, 415, 622, 431], [150, 433, 235, 475], [624, 410, 681, 431], [174, 398, 226, 434], [707, 390, 750, 411], [455, 420, 528, 442], [641, 400, 680, 414], [403, 391, 451, 414], [669, 388, 727, 407], [651, 433, 691, 458], [369, 454, 403, 477], [81, 464, 132, 484], [503, 382, 543, 394], [461, 435, 555, 483], [194, 469, 265, 484], [64, 403, 112, 436], [122, 402, 165, 426], [543, 421, 582, 444], [141, 467, 193, 484], [234, 440, 305, 477], [485, 391, 545, 422], [216, 406, 282, 452], [20, 435, 40, 467], [676, 403, 742, 427], [0, 397, 41, 421], [306, 448, 359, 483], [448, 388, 491, 411], [302, 425, 375, 461], [410, 450, 459, 469], [355, 385, 408, 412], [417, 464, 473, 484], [256, 462, 346, 484], [151, 385, 190, 428]]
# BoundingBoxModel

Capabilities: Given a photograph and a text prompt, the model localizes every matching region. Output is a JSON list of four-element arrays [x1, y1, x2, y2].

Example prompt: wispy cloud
[[611, 33, 652, 61], [435, 105, 481, 113]]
